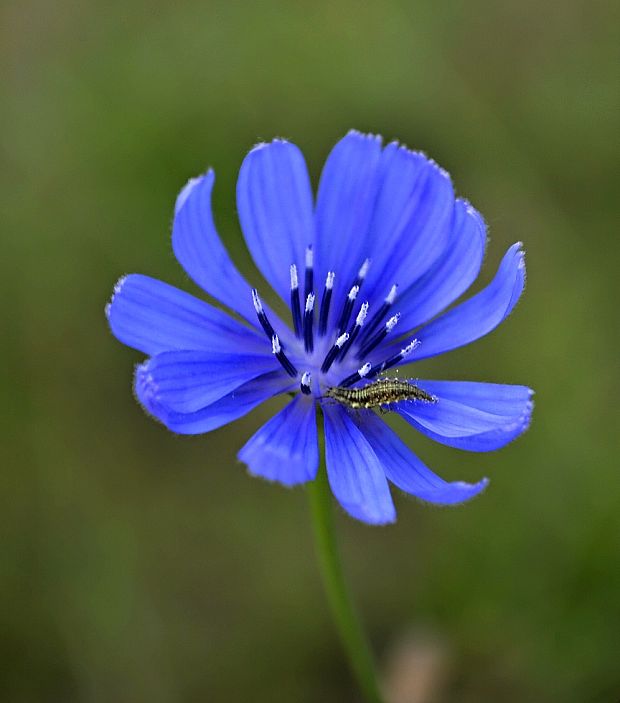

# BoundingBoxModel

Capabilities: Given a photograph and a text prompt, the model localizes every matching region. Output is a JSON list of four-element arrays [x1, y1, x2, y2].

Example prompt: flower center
[[250, 248, 419, 397]]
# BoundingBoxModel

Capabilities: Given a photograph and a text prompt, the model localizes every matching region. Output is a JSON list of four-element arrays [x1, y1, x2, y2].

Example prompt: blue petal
[[138, 350, 279, 413], [314, 131, 383, 320], [395, 199, 487, 331], [238, 396, 318, 486], [323, 404, 395, 525], [412, 243, 526, 360], [376, 243, 525, 364], [363, 142, 455, 300], [236, 140, 315, 303], [172, 170, 263, 325], [419, 380, 533, 415], [359, 411, 488, 504], [106, 274, 267, 356], [135, 368, 296, 435], [396, 380, 533, 451]]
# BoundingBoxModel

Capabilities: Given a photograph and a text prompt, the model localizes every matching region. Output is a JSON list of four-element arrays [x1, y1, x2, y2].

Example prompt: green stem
[[307, 414, 384, 703]]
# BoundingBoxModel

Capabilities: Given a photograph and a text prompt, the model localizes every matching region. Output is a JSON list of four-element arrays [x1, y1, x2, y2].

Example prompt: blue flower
[[107, 131, 532, 525]]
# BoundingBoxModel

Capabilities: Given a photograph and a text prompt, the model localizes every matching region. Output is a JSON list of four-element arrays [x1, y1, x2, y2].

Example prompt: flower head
[[107, 131, 532, 524]]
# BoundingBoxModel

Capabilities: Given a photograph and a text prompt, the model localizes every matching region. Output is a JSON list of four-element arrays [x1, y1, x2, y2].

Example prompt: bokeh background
[[2, 1, 619, 701]]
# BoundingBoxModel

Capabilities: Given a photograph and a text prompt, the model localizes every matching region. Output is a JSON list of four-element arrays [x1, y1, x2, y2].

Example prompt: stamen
[[356, 258, 371, 283], [304, 246, 314, 301], [321, 332, 349, 373], [289, 264, 302, 338], [365, 339, 420, 381], [333, 259, 370, 337], [300, 371, 312, 395], [336, 284, 359, 334], [318, 271, 335, 336], [356, 301, 369, 326], [386, 283, 398, 305], [359, 361, 372, 377], [339, 362, 372, 388], [271, 335, 298, 377], [252, 288, 278, 342], [357, 313, 401, 359], [359, 283, 398, 342], [251, 287, 263, 314], [337, 301, 369, 360], [304, 293, 315, 353], [332, 259, 369, 332]]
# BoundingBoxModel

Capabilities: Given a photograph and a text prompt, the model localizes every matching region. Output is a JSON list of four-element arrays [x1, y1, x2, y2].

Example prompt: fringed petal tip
[[414, 476, 490, 507], [244, 466, 306, 489], [508, 241, 526, 293], [244, 463, 316, 489], [133, 359, 165, 425], [174, 170, 214, 216], [248, 137, 293, 154], [519, 396, 535, 432], [346, 129, 452, 183], [335, 498, 397, 526], [348, 131, 453, 188], [346, 128, 383, 145], [104, 274, 128, 320], [493, 393, 534, 447], [388, 142, 452, 183], [238, 396, 318, 487], [513, 239, 526, 272], [458, 197, 488, 238]]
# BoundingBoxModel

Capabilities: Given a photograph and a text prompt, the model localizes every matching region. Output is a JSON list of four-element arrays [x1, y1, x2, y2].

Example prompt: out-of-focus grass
[[1, 1, 619, 701]]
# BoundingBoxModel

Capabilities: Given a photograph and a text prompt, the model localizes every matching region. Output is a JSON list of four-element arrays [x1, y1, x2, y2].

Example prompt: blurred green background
[[2, 0, 619, 701]]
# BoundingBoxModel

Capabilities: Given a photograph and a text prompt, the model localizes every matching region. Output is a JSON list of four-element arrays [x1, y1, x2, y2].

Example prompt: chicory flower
[[107, 131, 532, 524]]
